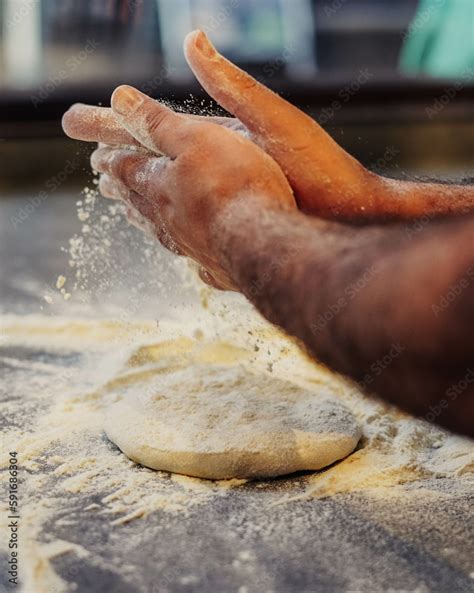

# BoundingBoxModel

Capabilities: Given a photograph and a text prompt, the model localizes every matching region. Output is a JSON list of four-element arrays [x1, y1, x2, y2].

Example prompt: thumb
[[111, 85, 193, 158]]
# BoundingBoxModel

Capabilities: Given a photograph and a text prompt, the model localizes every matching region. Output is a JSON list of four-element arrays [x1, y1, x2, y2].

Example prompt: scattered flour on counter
[[1, 315, 473, 592], [2, 173, 473, 591]]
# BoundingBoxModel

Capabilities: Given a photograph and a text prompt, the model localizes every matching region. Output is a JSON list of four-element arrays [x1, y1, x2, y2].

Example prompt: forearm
[[371, 176, 474, 222], [214, 198, 474, 436], [334, 171, 474, 224]]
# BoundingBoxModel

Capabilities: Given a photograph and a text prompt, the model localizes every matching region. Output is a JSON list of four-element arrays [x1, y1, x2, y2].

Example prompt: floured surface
[[1, 314, 473, 593], [105, 361, 361, 479], [1, 191, 473, 593]]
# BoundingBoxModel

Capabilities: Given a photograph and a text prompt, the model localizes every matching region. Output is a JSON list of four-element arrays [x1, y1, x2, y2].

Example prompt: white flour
[[1, 186, 473, 593], [1, 312, 473, 593]]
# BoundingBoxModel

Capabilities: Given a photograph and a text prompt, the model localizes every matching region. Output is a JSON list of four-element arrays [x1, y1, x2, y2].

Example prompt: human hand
[[183, 31, 382, 220], [63, 31, 474, 223], [62, 31, 378, 222], [89, 85, 296, 290]]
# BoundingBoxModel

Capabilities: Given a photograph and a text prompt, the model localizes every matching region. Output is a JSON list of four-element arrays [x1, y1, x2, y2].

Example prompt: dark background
[[0, 0, 472, 190]]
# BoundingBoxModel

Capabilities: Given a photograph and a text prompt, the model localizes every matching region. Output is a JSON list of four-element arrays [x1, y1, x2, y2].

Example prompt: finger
[[98, 173, 130, 200], [91, 147, 170, 196], [126, 204, 148, 230], [124, 200, 183, 254], [184, 31, 317, 148], [126, 190, 159, 221], [184, 30, 364, 206], [62, 104, 139, 146], [111, 85, 201, 158], [98, 173, 159, 226], [125, 202, 168, 241], [125, 203, 156, 234], [63, 102, 248, 146], [125, 192, 182, 256]]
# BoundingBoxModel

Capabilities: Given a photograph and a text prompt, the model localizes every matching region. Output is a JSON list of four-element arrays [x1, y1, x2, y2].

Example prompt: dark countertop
[[1, 187, 473, 593]]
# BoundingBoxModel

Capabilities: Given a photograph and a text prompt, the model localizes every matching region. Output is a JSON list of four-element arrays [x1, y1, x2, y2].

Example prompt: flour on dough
[[105, 363, 361, 480]]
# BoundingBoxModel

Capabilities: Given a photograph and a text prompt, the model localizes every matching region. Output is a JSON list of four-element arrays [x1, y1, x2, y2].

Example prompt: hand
[[183, 31, 381, 220], [90, 85, 296, 290], [184, 32, 474, 222], [63, 31, 474, 223], [62, 103, 247, 148], [62, 31, 377, 222]]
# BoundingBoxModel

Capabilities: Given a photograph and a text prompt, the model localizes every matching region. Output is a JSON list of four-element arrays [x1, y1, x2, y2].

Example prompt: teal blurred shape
[[400, 0, 474, 78]]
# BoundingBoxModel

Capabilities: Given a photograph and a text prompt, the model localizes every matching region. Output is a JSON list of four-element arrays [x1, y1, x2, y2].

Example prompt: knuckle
[[236, 72, 258, 92], [98, 175, 111, 197], [90, 148, 109, 172], [111, 153, 142, 187], [110, 154, 130, 181], [146, 108, 172, 136]]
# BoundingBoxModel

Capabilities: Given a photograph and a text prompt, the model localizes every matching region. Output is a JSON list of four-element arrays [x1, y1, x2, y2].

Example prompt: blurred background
[[1, 0, 473, 180], [0, 0, 473, 314]]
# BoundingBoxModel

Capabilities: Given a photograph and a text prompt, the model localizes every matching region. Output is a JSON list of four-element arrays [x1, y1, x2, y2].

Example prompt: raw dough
[[105, 363, 361, 479]]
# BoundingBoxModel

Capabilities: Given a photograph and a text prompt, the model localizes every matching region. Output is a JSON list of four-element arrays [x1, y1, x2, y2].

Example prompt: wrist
[[209, 194, 276, 279]]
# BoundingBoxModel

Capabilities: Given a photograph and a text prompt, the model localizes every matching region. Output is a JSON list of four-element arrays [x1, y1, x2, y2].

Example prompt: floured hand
[[89, 86, 296, 290], [63, 31, 474, 223]]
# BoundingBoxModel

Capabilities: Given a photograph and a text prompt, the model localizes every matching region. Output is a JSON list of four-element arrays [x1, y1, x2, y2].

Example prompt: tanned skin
[[62, 31, 474, 437], [217, 201, 474, 437], [63, 31, 474, 224]]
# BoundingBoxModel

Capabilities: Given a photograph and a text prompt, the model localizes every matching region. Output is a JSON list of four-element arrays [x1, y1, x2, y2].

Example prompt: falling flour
[[1, 180, 473, 592]]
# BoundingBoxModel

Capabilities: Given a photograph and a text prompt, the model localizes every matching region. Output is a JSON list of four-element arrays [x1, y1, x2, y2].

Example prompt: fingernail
[[194, 31, 216, 59], [112, 85, 144, 115]]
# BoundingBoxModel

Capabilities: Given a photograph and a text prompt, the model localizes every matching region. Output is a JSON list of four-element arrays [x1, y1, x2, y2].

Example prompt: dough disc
[[105, 363, 361, 479]]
